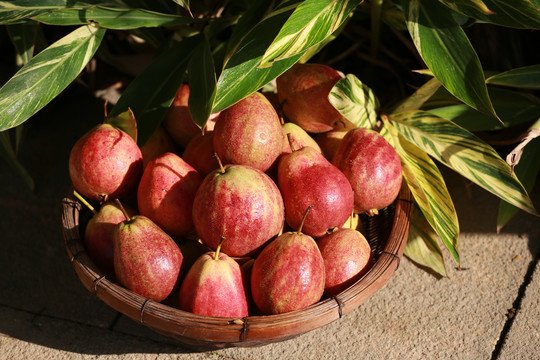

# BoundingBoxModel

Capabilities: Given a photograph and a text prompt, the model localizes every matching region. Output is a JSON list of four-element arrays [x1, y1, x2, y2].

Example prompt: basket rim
[[61, 184, 413, 348]]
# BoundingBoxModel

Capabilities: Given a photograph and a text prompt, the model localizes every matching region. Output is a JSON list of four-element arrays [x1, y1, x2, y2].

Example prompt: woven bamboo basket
[[61, 184, 413, 349]]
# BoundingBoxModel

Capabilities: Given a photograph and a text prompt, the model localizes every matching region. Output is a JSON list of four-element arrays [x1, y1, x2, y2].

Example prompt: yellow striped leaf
[[382, 121, 459, 266], [259, 0, 360, 68], [388, 110, 537, 215], [328, 74, 379, 129], [404, 206, 447, 277], [0, 23, 105, 132]]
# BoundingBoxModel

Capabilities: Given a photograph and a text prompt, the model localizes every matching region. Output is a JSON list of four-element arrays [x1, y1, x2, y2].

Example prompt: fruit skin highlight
[[332, 128, 402, 215], [137, 152, 202, 239], [278, 146, 354, 238], [213, 92, 283, 172], [192, 164, 285, 258], [317, 228, 373, 296], [179, 245, 249, 318], [114, 214, 183, 302], [250, 230, 325, 315], [69, 123, 143, 202]]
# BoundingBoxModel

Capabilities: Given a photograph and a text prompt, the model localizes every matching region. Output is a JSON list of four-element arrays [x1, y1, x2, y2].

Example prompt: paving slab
[[499, 259, 540, 360], [0, 85, 538, 360]]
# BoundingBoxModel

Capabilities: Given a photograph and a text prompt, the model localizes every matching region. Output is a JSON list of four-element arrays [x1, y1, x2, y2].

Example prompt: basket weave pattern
[[61, 185, 413, 349]]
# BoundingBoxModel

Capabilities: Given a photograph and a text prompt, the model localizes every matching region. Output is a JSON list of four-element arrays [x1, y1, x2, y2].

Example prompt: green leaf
[[0, 0, 98, 24], [0, 24, 105, 132], [389, 110, 537, 215], [391, 77, 442, 113], [187, 34, 217, 129], [259, 0, 361, 68], [109, 35, 201, 146], [404, 0, 499, 121], [441, 0, 540, 29], [383, 120, 460, 266], [427, 87, 540, 132], [224, 0, 278, 61], [32, 6, 195, 29], [404, 206, 447, 277], [105, 108, 137, 142], [0, 131, 34, 191], [497, 137, 540, 231], [486, 65, 540, 90], [328, 74, 379, 129], [6, 22, 38, 65], [439, 0, 494, 15], [213, 5, 304, 113]]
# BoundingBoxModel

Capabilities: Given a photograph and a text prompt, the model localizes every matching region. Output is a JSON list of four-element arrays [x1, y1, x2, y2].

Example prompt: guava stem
[[214, 236, 225, 260], [212, 153, 226, 173], [298, 205, 314, 234], [114, 199, 131, 222], [73, 190, 97, 215]]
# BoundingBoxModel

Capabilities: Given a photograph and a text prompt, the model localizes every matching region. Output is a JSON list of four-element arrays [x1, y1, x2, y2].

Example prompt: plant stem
[[214, 236, 225, 260], [73, 190, 97, 215], [114, 199, 131, 222], [298, 205, 314, 234], [213, 152, 226, 173]]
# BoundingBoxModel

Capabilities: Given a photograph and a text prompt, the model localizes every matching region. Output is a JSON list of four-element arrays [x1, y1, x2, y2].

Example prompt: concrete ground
[[0, 85, 538, 360]]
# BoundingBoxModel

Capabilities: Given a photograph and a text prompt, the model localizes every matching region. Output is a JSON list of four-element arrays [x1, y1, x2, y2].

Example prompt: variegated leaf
[[404, 0, 499, 121], [0, 24, 105, 132], [486, 64, 540, 90], [404, 206, 447, 277], [441, 0, 540, 29], [391, 77, 442, 113], [0, 0, 95, 24], [32, 6, 194, 29], [328, 74, 379, 129], [439, 0, 494, 15], [213, 5, 302, 113], [388, 110, 537, 215], [259, 0, 361, 68], [382, 120, 459, 266], [427, 87, 540, 132]]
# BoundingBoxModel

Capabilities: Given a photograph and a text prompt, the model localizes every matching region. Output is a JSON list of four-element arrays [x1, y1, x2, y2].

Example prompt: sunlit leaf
[[441, 0, 540, 29], [383, 120, 459, 266], [388, 110, 537, 215], [0, 24, 105, 132], [328, 74, 379, 129], [259, 0, 361, 68], [486, 65, 540, 90], [391, 77, 442, 113], [109, 35, 201, 146], [187, 34, 217, 129], [404, 0, 499, 121], [404, 206, 447, 277]]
